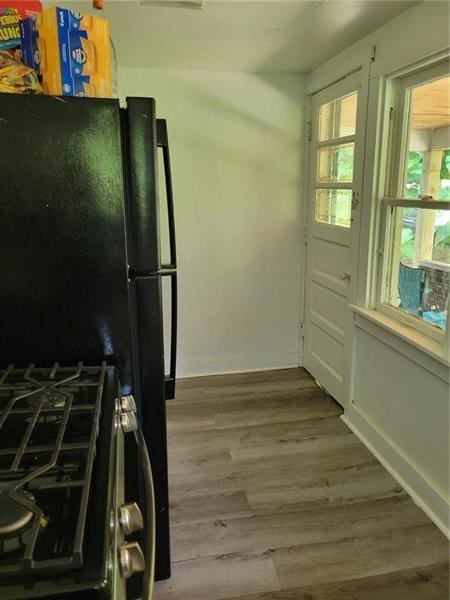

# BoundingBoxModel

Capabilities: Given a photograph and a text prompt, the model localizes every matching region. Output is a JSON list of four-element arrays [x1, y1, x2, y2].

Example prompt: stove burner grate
[[0, 362, 106, 576]]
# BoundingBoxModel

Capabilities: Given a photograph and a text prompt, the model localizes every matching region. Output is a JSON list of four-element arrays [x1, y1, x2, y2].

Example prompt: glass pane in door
[[318, 91, 358, 141], [315, 189, 352, 227], [317, 143, 354, 183]]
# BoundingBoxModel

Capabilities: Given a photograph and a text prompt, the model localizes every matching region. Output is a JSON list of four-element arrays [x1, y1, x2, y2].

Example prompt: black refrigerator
[[0, 94, 177, 582]]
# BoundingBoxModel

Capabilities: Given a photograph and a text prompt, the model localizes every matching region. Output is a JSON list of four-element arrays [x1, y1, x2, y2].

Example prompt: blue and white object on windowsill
[[422, 310, 447, 331]]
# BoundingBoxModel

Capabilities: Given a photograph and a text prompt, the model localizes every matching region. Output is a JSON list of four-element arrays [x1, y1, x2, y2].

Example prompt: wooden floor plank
[[246, 461, 405, 515], [175, 368, 314, 395], [169, 495, 432, 562], [218, 563, 449, 600], [167, 447, 233, 484], [272, 524, 448, 588], [168, 437, 377, 499], [153, 551, 279, 600], [167, 414, 349, 461], [170, 490, 253, 526], [212, 391, 339, 430], [154, 367, 449, 600], [167, 389, 338, 431]]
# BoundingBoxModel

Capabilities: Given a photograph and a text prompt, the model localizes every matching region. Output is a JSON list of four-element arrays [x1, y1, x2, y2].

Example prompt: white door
[[303, 71, 364, 406]]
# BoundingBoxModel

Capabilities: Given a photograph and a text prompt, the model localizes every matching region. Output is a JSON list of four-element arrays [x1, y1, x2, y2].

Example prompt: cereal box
[[20, 6, 111, 98], [0, 1, 41, 50]]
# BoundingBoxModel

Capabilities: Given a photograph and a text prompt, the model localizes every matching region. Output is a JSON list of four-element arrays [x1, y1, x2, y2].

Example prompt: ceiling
[[411, 76, 450, 130], [45, 0, 420, 73]]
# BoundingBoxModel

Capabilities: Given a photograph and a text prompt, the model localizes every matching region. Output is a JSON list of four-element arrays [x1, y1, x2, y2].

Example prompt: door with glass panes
[[303, 71, 364, 406]]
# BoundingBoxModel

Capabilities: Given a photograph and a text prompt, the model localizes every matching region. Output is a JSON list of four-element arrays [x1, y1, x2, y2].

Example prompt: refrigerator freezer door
[[0, 95, 132, 385], [132, 275, 171, 580], [123, 97, 160, 273]]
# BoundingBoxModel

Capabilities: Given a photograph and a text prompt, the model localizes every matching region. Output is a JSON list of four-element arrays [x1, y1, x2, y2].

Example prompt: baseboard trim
[[176, 352, 300, 378], [342, 407, 450, 539]]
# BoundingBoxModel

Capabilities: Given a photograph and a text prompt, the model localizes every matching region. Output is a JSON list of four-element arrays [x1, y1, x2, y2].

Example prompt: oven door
[[111, 400, 156, 600]]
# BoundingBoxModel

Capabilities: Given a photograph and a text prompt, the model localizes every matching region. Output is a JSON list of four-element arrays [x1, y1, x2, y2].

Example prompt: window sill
[[350, 305, 449, 368]]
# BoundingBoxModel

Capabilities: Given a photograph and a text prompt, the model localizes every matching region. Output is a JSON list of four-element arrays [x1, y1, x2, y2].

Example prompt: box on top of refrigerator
[[20, 6, 111, 97], [0, 1, 41, 50]]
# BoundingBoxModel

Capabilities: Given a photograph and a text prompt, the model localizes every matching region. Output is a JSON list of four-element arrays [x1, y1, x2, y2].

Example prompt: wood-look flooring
[[154, 368, 449, 600]]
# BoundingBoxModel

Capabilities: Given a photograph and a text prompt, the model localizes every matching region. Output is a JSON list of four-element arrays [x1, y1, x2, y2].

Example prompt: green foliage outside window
[[401, 150, 450, 260], [440, 149, 450, 179], [439, 150, 450, 200], [405, 151, 423, 199]]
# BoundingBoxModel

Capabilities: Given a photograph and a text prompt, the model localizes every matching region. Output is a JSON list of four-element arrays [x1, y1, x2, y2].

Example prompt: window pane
[[385, 206, 449, 331], [315, 189, 352, 228], [318, 92, 358, 141], [439, 149, 450, 200], [404, 151, 424, 198], [405, 75, 450, 200], [317, 143, 354, 183]]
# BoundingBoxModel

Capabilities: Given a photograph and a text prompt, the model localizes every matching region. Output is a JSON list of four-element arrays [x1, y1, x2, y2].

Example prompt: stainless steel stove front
[[110, 395, 156, 600]]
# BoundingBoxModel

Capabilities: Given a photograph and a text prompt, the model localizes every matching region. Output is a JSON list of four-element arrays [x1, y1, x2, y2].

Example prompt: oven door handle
[[134, 426, 156, 600]]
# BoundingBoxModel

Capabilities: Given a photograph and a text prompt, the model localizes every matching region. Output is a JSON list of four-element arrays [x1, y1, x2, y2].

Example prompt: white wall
[[119, 68, 306, 376], [345, 316, 449, 535], [309, 1, 450, 536]]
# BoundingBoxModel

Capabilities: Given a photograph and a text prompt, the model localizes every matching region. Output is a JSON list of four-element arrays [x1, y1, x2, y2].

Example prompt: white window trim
[[374, 60, 450, 350]]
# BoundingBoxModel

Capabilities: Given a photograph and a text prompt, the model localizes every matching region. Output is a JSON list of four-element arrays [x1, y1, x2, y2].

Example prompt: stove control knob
[[119, 502, 144, 536], [119, 542, 145, 579], [120, 394, 137, 413], [120, 411, 138, 433]]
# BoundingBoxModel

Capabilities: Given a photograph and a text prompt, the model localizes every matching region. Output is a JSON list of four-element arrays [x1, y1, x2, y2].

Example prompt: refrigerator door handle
[[157, 119, 177, 400], [157, 119, 177, 271], [161, 270, 177, 400]]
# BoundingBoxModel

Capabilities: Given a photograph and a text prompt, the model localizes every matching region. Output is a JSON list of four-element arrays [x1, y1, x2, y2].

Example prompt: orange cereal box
[[20, 6, 111, 97]]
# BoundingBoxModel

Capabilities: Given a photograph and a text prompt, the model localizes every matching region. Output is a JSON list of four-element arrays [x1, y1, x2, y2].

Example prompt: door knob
[[339, 272, 351, 281], [119, 542, 145, 579]]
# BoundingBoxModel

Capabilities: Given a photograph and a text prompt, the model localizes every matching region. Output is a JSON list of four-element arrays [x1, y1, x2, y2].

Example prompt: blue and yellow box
[[20, 6, 111, 97]]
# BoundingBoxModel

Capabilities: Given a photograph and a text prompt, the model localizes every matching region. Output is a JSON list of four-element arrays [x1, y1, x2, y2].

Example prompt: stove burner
[[0, 491, 35, 537], [27, 388, 70, 409], [0, 363, 107, 577]]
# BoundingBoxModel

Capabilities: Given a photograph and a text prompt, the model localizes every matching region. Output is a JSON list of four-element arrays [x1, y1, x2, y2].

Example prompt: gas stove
[[0, 363, 153, 600]]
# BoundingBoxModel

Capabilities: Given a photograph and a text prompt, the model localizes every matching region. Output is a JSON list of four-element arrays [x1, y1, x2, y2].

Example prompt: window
[[378, 62, 450, 343], [314, 91, 358, 228]]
